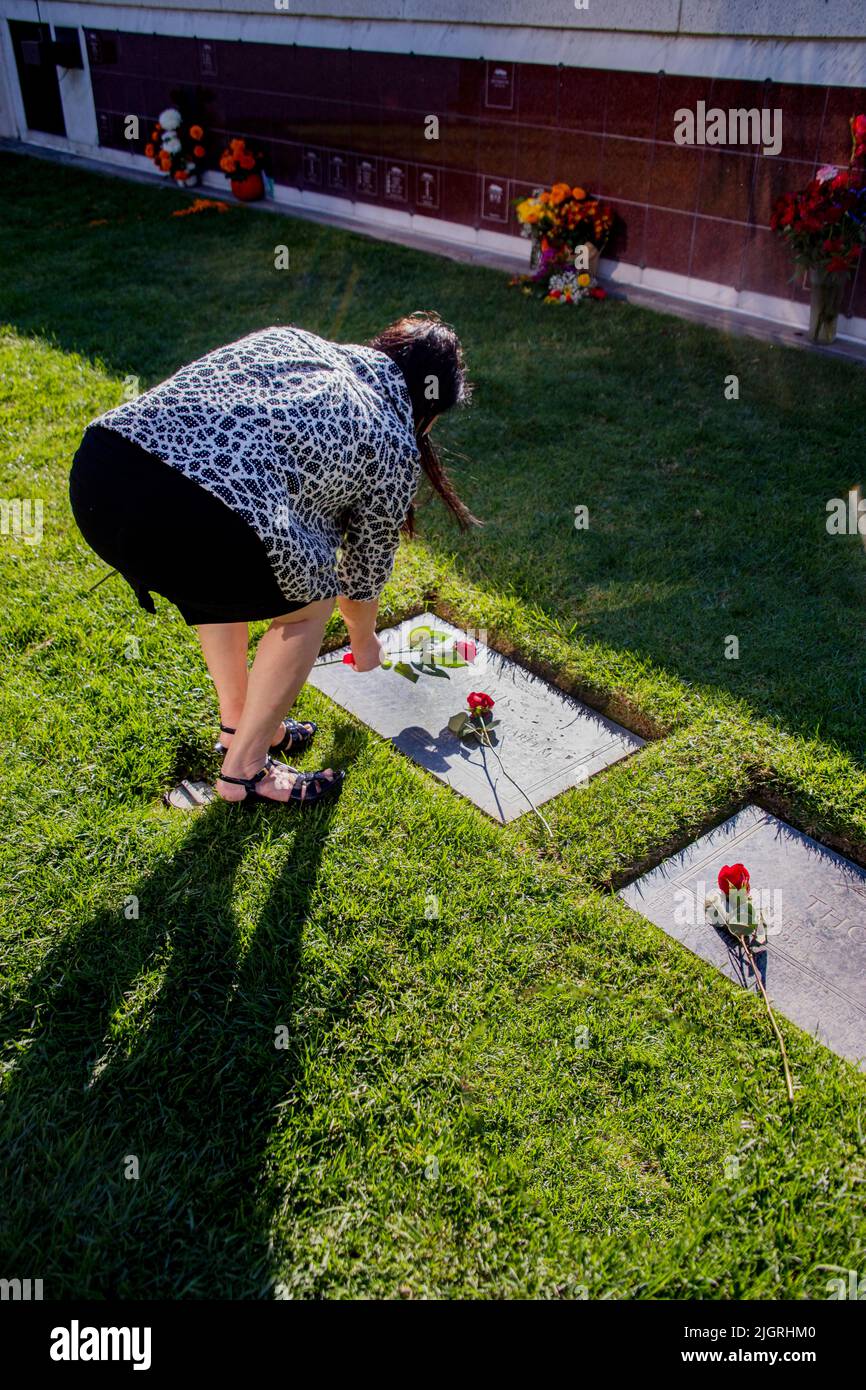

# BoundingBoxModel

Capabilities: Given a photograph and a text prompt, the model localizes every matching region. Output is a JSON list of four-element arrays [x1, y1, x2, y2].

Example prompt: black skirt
[[70, 424, 309, 625]]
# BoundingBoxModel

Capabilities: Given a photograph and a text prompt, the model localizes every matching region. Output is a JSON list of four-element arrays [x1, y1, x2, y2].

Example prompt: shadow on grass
[[0, 778, 357, 1298]]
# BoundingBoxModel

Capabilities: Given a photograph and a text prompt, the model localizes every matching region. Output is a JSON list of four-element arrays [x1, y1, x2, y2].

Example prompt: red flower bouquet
[[771, 113, 866, 341]]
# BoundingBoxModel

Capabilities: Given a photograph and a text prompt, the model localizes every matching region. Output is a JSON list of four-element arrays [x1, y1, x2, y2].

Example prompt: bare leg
[[197, 622, 250, 732], [217, 599, 336, 803], [196, 622, 289, 747]]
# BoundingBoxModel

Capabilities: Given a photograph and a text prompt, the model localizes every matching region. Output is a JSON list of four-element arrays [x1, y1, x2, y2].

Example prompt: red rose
[[589, 287, 607, 299], [467, 691, 495, 711], [342, 652, 355, 665], [852, 114, 866, 140], [718, 863, 750, 895], [454, 639, 477, 662]]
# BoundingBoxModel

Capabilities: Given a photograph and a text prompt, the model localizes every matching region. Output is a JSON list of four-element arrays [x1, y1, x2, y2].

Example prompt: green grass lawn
[[1, 150, 865, 1299]]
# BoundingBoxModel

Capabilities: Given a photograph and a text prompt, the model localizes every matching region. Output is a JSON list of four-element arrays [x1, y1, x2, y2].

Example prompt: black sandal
[[216, 756, 344, 807], [214, 718, 318, 758]]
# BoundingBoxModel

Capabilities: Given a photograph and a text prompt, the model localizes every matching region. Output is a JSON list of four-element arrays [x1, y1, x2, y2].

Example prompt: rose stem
[[476, 725, 554, 841], [736, 930, 795, 1104]]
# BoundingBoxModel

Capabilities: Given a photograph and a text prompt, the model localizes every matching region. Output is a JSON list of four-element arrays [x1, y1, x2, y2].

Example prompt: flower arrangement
[[543, 269, 608, 306], [219, 138, 268, 197], [145, 108, 206, 185], [512, 181, 614, 304], [771, 114, 866, 342], [515, 182, 614, 254]]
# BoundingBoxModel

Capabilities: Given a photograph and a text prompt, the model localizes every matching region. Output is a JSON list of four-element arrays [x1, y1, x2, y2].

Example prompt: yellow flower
[[578, 272, 591, 287]]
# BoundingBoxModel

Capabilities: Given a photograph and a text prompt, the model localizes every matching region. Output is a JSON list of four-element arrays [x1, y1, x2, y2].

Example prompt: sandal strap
[[219, 720, 314, 741], [287, 768, 336, 802], [216, 764, 269, 790]]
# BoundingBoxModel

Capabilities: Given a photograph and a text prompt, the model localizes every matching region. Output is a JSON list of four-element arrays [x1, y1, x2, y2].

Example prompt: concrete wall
[[6, 1, 866, 39]]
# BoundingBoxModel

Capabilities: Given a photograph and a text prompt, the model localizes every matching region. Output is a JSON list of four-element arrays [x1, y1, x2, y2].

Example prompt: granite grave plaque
[[308, 612, 644, 823], [620, 805, 866, 1067]]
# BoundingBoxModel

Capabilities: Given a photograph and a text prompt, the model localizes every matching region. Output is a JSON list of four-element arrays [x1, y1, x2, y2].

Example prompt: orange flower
[[174, 169, 189, 181], [239, 153, 255, 170], [550, 181, 571, 204], [220, 157, 237, 174], [145, 143, 155, 158], [172, 198, 231, 217], [159, 152, 171, 169], [193, 144, 205, 158], [189, 125, 204, 140], [229, 138, 245, 154], [571, 186, 586, 200]]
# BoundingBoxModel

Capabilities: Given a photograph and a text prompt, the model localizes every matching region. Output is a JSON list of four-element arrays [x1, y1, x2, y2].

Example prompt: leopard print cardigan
[[93, 326, 422, 603]]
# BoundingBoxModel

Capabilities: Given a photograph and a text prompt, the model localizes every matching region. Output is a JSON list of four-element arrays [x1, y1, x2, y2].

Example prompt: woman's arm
[[337, 596, 383, 671], [336, 478, 413, 670]]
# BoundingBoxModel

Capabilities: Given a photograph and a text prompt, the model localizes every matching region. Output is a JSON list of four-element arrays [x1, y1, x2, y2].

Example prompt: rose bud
[[718, 863, 750, 894]]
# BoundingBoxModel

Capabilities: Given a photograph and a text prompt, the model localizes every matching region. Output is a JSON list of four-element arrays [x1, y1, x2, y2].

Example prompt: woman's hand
[[338, 596, 383, 672], [349, 633, 386, 672]]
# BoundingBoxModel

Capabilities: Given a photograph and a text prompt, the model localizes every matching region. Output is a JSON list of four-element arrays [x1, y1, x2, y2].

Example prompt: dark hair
[[369, 311, 479, 532]]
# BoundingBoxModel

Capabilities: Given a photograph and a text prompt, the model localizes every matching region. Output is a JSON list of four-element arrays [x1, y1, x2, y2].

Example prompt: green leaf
[[394, 661, 420, 683], [437, 644, 468, 667], [448, 712, 471, 736]]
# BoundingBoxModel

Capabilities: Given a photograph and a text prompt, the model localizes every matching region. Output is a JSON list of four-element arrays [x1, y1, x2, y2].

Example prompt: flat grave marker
[[308, 611, 644, 822], [620, 804, 866, 1068]]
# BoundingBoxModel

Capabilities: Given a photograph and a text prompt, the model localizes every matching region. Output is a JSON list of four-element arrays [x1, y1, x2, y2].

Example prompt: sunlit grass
[[1, 152, 864, 1299]]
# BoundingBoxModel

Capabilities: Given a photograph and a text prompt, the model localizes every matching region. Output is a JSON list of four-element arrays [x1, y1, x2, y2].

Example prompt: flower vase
[[232, 171, 265, 202], [808, 267, 846, 344], [578, 242, 600, 279]]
